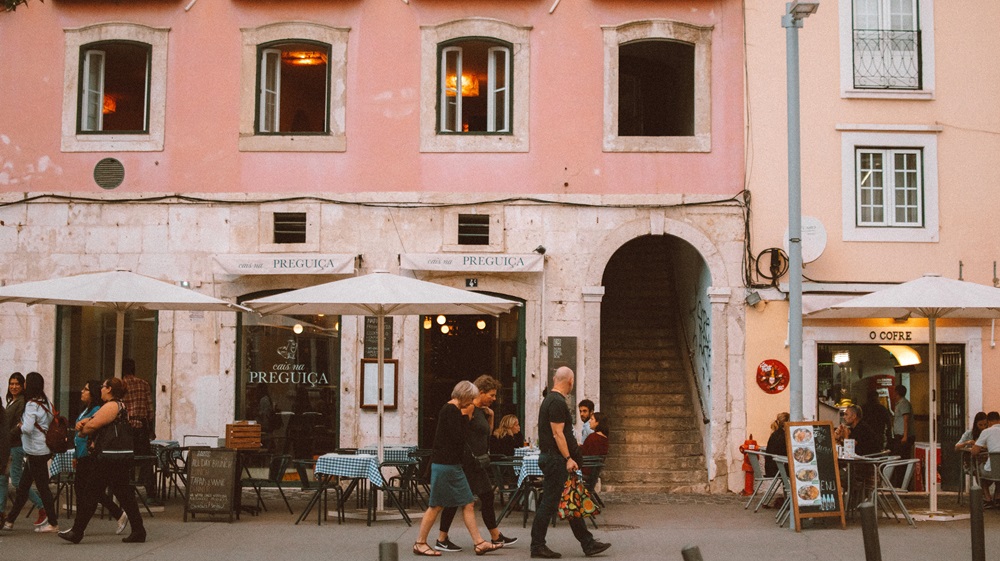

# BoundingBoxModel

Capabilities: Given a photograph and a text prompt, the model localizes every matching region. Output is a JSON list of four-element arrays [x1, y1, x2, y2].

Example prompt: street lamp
[[782, 1, 818, 422]]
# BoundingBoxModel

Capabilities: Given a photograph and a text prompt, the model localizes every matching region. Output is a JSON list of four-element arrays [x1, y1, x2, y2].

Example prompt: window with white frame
[[438, 39, 511, 134], [839, 0, 934, 98], [79, 42, 151, 133], [420, 18, 530, 153], [603, 20, 712, 153], [855, 148, 922, 227], [240, 22, 348, 152], [840, 128, 939, 242], [62, 23, 168, 152]]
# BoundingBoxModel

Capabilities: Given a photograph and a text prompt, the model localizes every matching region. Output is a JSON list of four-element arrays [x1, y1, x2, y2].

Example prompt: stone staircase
[[598, 236, 708, 493]]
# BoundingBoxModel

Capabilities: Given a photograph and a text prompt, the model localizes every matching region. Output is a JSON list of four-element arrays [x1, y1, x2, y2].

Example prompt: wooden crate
[[225, 422, 262, 449]]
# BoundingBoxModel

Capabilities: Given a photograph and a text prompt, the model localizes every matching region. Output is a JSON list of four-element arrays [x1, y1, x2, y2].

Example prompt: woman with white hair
[[412, 381, 502, 557]]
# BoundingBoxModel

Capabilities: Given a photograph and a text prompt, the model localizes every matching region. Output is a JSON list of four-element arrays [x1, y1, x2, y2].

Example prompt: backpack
[[34, 401, 72, 454]]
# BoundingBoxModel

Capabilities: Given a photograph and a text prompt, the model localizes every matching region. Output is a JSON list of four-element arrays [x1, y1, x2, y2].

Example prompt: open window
[[257, 42, 330, 134], [438, 40, 511, 134], [79, 42, 151, 133]]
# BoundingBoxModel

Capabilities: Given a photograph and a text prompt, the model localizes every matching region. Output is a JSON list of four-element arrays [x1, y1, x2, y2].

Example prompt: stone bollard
[[379, 542, 399, 561], [858, 501, 882, 561], [681, 544, 705, 561], [970, 483, 985, 561]]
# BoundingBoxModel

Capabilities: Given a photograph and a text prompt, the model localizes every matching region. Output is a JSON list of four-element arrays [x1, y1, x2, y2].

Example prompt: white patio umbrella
[[0, 270, 248, 377], [243, 271, 520, 467], [808, 274, 1000, 513]]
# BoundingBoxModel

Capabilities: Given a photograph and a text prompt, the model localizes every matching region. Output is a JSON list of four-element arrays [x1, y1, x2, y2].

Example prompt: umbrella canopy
[[808, 274, 1000, 514], [0, 270, 248, 376], [244, 271, 520, 477]]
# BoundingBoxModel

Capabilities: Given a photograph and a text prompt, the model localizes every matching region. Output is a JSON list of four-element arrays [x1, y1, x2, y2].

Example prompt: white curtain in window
[[260, 49, 282, 133], [81, 50, 106, 132]]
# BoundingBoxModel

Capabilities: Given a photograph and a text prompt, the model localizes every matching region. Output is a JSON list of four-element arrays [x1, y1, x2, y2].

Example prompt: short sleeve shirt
[[537, 391, 579, 458], [975, 425, 1000, 453], [893, 397, 913, 437]]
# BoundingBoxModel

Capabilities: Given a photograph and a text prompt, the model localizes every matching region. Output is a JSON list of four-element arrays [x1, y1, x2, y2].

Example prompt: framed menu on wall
[[785, 421, 845, 531], [361, 358, 398, 409]]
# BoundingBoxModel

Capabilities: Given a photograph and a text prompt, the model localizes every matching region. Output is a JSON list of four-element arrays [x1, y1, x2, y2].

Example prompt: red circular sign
[[756, 359, 789, 394]]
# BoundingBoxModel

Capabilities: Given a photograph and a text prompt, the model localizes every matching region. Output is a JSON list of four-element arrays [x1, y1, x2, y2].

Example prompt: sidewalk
[[1, 490, 997, 561]]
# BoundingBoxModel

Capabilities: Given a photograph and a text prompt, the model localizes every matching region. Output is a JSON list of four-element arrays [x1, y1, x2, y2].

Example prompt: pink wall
[[0, 1, 743, 195]]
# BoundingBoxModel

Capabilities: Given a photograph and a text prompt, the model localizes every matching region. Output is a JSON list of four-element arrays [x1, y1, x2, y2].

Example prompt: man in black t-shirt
[[530, 367, 611, 559]]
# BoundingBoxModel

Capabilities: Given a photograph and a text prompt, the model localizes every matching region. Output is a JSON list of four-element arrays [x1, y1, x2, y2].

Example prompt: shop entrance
[[418, 302, 524, 448]]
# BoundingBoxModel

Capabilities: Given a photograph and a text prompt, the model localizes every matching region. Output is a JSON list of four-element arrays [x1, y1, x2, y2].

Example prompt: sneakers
[[35, 524, 59, 533], [2, 521, 13, 531], [434, 539, 464, 552], [492, 533, 518, 546], [33, 509, 48, 527], [117, 513, 129, 535]]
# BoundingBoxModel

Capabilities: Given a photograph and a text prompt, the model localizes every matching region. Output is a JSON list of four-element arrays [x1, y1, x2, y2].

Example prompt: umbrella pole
[[114, 310, 125, 378], [377, 313, 385, 512], [928, 317, 939, 514]]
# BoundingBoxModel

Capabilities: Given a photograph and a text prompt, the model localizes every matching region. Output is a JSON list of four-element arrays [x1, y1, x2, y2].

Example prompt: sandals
[[413, 542, 441, 557], [475, 541, 502, 556]]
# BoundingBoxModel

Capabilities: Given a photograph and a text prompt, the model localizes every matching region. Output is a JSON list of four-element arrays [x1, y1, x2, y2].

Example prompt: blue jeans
[[529, 453, 595, 552], [3, 447, 43, 512]]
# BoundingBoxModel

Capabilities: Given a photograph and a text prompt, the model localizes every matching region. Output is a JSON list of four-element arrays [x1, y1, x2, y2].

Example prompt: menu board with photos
[[785, 421, 845, 531]]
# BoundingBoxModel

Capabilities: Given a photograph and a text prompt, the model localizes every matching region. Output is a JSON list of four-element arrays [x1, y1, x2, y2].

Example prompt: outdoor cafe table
[[496, 454, 544, 526], [49, 450, 76, 516], [296, 453, 391, 526], [357, 445, 416, 463], [514, 446, 540, 457]]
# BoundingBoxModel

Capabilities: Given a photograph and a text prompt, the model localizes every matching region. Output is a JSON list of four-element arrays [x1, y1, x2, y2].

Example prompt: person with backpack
[[2, 372, 47, 528], [1, 372, 59, 533]]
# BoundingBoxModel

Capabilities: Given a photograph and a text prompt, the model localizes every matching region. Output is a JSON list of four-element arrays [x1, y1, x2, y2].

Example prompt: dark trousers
[[8, 453, 58, 527], [530, 453, 594, 552], [74, 455, 124, 519], [132, 425, 156, 496], [71, 456, 144, 535], [890, 436, 915, 488]]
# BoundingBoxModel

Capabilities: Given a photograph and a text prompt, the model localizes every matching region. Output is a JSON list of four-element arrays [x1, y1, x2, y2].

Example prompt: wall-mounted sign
[[364, 316, 393, 359], [214, 253, 355, 275], [361, 358, 397, 409], [400, 253, 544, 273], [756, 359, 789, 394]]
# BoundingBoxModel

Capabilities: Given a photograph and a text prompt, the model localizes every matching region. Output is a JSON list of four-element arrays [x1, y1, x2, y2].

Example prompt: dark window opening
[[438, 39, 511, 134], [274, 212, 307, 244], [257, 41, 330, 134], [618, 40, 695, 137], [458, 214, 490, 245], [79, 41, 151, 133]]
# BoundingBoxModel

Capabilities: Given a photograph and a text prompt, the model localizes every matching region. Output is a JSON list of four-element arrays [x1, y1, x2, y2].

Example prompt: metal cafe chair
[[243, 454, 294, 514], [744, 450, 780, 512], [874, 457, 919, 526]]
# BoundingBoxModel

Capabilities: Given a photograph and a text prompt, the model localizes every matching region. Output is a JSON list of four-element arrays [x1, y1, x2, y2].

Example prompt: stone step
[[601, 357, 681, 370], [601, 404, 695, 418], [601, 481, 711, 494], [615, 416, 696, 431], [601, 468, 707, 486], [601, 393, 690, 406], [609, 431, 703, 447], [601, 381, 691, 395], [599, 369, 687, 383], [604, 454, 705, 471]]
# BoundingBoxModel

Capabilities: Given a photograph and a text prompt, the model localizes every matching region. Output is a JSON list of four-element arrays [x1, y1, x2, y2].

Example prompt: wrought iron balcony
[[853, 29, 922, 90]]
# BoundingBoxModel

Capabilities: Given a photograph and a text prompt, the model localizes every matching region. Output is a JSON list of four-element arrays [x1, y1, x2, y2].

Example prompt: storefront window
[[237, 306, 340, 459], [54, 306, 157, 424]]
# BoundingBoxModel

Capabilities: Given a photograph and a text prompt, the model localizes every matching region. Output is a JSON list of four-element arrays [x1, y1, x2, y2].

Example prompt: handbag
[[93, 401, 135, 459], [557, 470, 600, 519]]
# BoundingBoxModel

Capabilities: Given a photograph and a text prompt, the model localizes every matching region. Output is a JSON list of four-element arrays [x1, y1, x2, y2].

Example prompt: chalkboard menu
[[364, 316, 393, 359], [184, 447, 237, 522], [785, 421, 845, 531]]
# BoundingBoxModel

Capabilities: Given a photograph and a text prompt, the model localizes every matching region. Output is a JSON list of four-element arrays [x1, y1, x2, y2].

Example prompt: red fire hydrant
[[739, 435, 759, 496]]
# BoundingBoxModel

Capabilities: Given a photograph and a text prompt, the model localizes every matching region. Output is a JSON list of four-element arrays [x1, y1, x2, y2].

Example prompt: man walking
[[530, 367, 610, 559], [579, 399, 595, 442]]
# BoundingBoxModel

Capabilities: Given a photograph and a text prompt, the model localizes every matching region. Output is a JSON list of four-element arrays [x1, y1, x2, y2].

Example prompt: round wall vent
[[93, 158, 125, 190]]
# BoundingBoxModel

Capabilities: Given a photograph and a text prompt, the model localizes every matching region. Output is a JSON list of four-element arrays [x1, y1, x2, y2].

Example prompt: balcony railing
[[853, 29, 922, 90]]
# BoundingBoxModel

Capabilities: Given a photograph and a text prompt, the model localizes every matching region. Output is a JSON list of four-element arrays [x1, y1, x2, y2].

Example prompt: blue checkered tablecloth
[[357, 446, 416, 463], [315, 453, 386, 487], [151, 439, 180, 448], [48, 450, 75, 478], [515, 447, 540, 457], [517, 455, 543, 487]]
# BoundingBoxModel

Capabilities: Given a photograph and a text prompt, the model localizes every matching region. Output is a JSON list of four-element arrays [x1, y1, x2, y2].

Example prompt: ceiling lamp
[[102, 95, 117, 114], [436, 315, 447, 325], [476, 319, 487, 330], [445, 73, 480, 97], [880, 345, 922, 367], [423, 317, 432, 330], [282, 51, 328, 66], [832, 351, 850, 364], [441, 325, 450, 334]]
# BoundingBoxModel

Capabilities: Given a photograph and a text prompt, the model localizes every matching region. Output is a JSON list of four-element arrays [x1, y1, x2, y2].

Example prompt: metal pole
[[858, 501, 882, 561], [681, 545, 705, 561], [970, 484, 985, 561], [783, 4, 804, 422]]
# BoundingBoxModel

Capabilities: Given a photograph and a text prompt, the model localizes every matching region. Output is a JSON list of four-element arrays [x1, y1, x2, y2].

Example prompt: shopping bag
[[557, 470, 600, 519]]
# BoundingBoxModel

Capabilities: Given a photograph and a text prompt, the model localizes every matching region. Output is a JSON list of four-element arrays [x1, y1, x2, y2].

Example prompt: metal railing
[[853, 29, 922, 90]]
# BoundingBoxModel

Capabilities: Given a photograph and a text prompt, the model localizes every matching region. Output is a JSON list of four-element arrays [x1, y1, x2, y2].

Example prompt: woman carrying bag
[[58, 377, 146, 544], [72, 379, 129, 535], [2, 372, 59, 533]]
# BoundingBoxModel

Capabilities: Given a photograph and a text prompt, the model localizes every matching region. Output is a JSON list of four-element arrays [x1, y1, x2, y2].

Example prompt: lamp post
[[782, 1, 819, 422]]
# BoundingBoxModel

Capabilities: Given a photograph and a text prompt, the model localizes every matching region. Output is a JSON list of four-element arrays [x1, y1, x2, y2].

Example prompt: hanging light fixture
[[445, 73, 480, 97], [292, 323, 304, 334], [476, 319, 487, 330], [436, 315, 447, 325], [441, 325, 450, 334], [281, 50, 328, 66], [423, 317, 432, 330]]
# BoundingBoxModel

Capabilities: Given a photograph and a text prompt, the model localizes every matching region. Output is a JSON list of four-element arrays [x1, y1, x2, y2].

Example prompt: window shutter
[[81, 50, 106, 132], [487, 46, 510, 133], [441, 46, 462, 132], [260, 49, 282, 133]]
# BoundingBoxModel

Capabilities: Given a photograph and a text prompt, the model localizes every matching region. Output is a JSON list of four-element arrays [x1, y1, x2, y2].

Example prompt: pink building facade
[[1, 1, 748, 492]]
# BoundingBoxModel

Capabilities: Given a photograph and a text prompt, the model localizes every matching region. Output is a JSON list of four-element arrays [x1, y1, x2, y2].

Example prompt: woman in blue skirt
[[413, 381, 502, 557]]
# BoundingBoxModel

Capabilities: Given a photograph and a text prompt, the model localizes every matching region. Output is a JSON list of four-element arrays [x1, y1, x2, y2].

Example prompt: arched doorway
[[600, 235, 711, 493]]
